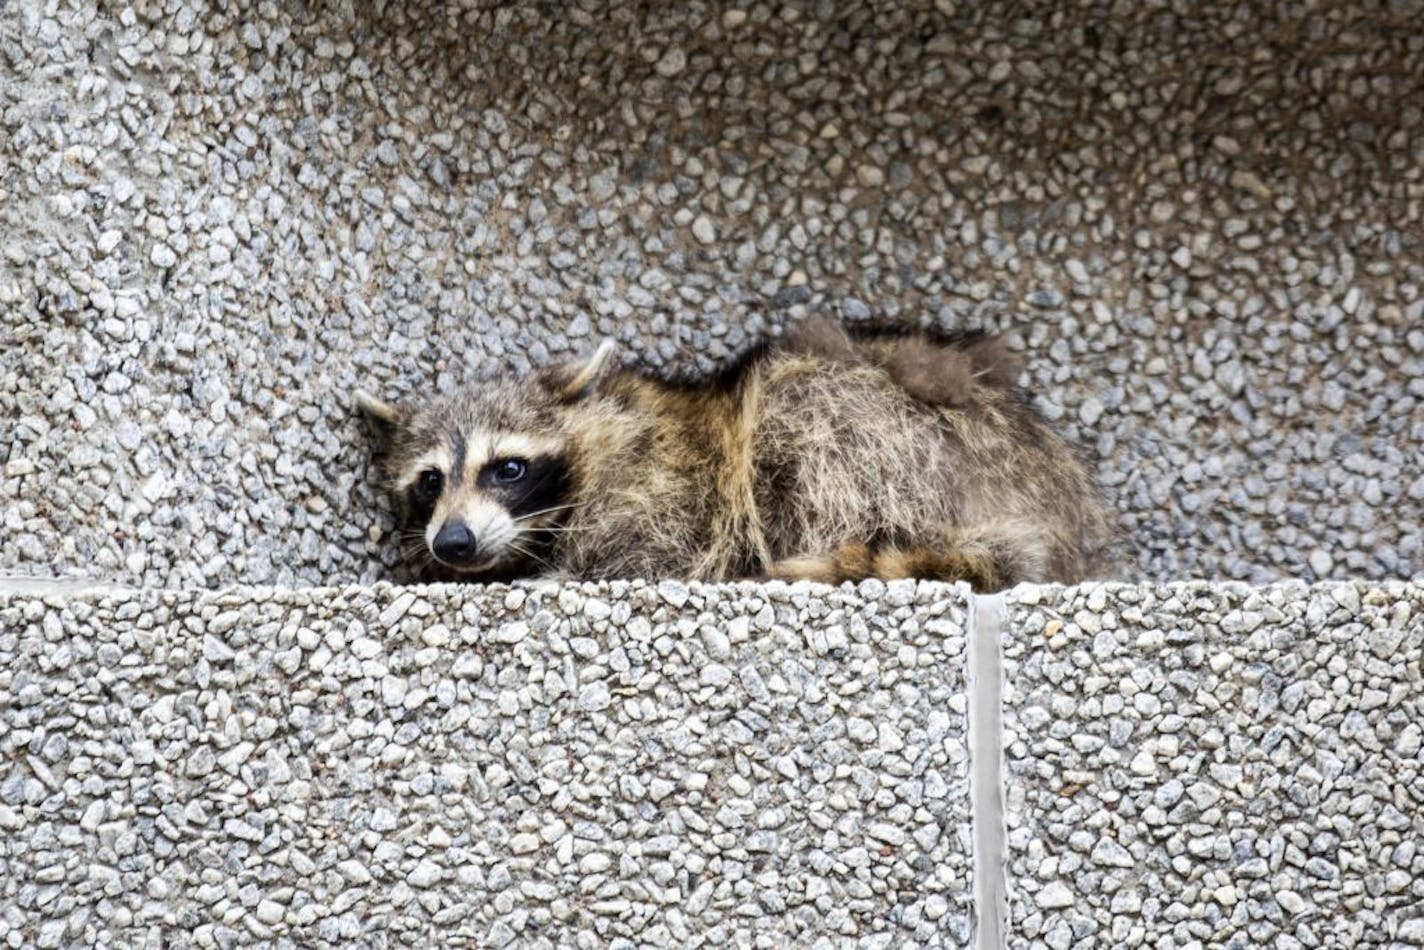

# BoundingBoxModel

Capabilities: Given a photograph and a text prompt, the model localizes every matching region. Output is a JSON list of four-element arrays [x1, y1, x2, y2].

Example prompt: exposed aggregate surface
[[3, 1, 1423, 588], [0, 579, 973, 948], [1004, 581, 1424, 948], [5, 1, 1424, 943]]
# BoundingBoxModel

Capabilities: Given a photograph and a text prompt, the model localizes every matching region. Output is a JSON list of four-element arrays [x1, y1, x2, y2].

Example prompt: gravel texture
[[3, 1, 1423, 587], [1003, 581, 1424, 948], [0, 579, 972, 947]]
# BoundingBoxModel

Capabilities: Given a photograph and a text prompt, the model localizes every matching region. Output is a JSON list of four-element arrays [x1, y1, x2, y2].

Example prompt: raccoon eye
[[415, 469, 444, 502], [493, 458, 527, 483]]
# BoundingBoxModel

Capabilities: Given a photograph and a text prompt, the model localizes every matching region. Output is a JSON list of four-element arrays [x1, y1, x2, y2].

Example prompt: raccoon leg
[[766, 520, 1050, 592]]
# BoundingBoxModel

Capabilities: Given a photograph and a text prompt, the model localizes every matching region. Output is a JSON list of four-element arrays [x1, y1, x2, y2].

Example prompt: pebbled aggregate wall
[[0, 580, 973, 948], [4, 579, 1421, 947], [3, 1, 1423, 589], [1004, 581, 1424, 949]]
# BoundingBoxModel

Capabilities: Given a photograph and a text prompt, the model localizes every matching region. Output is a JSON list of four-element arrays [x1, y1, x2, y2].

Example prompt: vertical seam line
[[968, 590, 1008, 949]]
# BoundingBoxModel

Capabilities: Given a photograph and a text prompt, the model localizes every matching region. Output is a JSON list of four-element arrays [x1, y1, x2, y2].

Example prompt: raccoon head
[[357, 340, 616, 581]]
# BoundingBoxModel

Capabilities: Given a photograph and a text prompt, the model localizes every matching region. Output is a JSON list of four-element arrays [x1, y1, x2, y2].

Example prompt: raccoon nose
[[432, 521, 480, 564]]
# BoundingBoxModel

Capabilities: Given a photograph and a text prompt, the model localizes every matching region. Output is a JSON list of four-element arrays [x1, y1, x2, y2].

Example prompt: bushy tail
[[766, 519, 1052, 592]]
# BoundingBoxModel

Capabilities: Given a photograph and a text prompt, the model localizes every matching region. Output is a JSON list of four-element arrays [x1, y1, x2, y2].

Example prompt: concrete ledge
[[1004, 582, 1424, 948], [0, 580, 972, 948], [4, 580, 1421, 947]]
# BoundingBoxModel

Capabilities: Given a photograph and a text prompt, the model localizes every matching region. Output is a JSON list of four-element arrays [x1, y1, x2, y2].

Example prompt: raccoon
[[357, 320, 1114, 590]]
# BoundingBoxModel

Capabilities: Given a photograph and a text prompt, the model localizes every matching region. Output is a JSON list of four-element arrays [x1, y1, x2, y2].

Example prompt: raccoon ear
[[356, 390, 406, 447], [544, 339, 617, 401]]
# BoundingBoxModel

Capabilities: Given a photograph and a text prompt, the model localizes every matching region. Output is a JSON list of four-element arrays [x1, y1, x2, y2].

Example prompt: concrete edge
[[1, 576, 1408, 604]]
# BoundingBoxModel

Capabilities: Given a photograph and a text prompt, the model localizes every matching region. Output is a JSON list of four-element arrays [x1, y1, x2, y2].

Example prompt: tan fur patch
[[766, 554, 841, 584], [392, 446, 455, 494], [465, 432, 564, 471]]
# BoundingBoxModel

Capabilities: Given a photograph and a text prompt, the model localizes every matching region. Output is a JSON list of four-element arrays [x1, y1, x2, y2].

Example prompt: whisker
[[513, 501, 587, 524], [516, 501, 587, 519], [509, 536, 556, 562], [509, 542, 558, 573]]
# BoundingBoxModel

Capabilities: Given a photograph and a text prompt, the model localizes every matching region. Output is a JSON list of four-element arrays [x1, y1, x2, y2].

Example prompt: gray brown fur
[[786, 319, 1023, 406], [359, 320, 1114, 590]]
